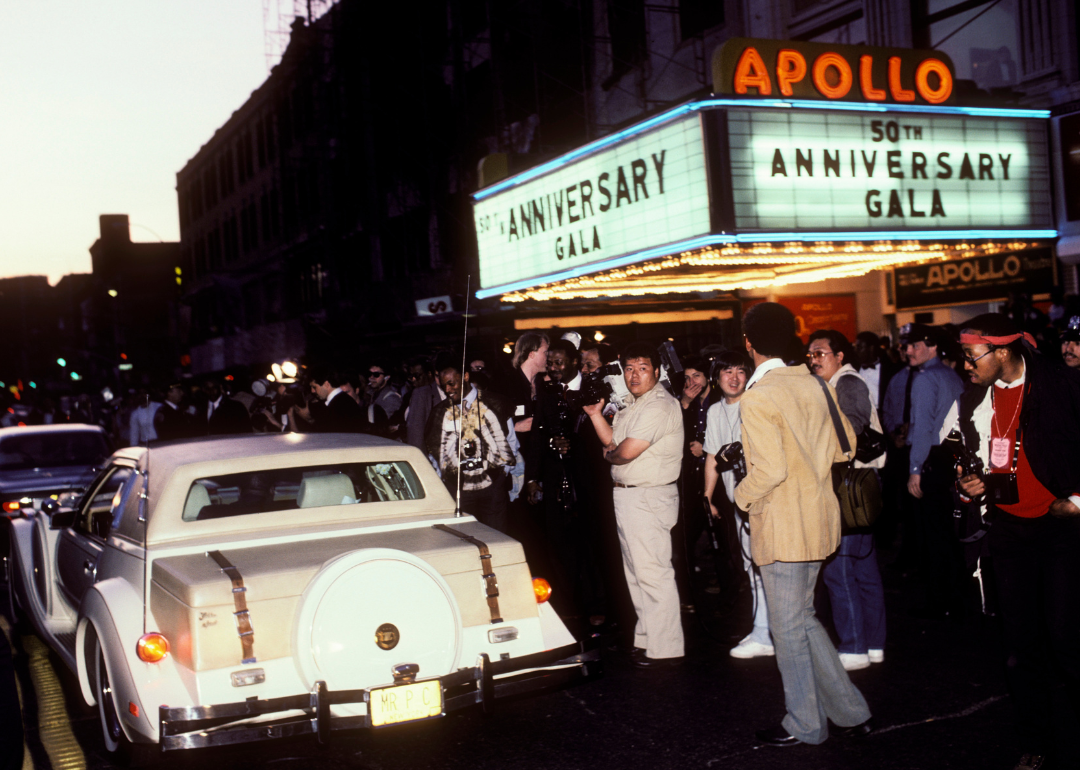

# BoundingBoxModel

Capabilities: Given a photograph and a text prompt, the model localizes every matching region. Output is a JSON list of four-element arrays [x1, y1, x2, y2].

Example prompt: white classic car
[[6, 433, 598, 758]]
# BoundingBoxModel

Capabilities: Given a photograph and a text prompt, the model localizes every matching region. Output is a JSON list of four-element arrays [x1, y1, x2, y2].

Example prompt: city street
[[5, 552, 1075, 770]]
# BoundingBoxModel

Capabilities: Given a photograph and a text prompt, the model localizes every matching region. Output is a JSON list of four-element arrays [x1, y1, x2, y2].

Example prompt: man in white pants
[[703, 351, 772, 659], [584, 342, 685, 668]]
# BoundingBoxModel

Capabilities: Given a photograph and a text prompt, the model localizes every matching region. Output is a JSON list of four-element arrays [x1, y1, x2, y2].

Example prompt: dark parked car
[[0, 424, 111, 517]]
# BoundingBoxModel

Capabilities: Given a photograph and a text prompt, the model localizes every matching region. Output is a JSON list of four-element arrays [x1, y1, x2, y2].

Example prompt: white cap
[[561, 331, 582, 349]]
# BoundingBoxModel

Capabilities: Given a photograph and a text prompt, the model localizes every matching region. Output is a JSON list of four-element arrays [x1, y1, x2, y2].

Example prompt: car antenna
[[455, 276, 470, 517], [141, 391, 151, 635]]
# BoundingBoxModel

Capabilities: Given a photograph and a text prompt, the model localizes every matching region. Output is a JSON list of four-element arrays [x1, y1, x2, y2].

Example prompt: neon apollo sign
[[470, 40, 1052, 298]]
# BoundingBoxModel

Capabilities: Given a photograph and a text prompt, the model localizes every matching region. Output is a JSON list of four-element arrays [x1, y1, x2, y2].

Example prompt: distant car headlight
[[136, 632, 170, 663], [532, 577, 552, 604]]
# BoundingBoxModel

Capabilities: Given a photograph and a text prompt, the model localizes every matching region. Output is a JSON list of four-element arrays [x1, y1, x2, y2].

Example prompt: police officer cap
[[898, 322, 934, 345], [1063, 315, 1080, 343]]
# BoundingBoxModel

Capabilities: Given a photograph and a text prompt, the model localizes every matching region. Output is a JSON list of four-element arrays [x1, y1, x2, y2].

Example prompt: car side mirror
[[49, 508, 77, 530]]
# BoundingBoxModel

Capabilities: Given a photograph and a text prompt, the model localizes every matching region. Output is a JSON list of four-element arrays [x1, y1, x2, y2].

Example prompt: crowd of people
[[4, 297, 1079, 769]]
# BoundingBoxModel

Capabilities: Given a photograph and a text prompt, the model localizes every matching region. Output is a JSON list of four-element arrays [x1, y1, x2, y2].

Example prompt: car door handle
[[83, 560, 97, 579]]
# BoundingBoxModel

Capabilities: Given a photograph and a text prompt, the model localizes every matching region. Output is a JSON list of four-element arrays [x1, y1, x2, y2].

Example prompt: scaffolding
[[263, 0, 339, 71]]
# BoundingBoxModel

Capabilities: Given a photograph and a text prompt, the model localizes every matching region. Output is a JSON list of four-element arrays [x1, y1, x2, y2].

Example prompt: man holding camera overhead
[[583, 342, 685, 669], [953, 314, 1080, 770]]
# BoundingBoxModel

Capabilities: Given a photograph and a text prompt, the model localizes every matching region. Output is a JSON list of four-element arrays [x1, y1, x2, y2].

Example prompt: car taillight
[[532, 577, 552, 604], [2, 501, 21, 513], [136, 633, 170, 663]]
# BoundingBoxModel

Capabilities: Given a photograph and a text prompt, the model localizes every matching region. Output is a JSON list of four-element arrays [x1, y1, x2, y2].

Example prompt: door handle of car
[[83, 560, 97, 579]]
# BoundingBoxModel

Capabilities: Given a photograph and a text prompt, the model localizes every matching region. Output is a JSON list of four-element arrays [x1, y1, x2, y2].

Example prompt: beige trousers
[[613, 484, 685, 659]]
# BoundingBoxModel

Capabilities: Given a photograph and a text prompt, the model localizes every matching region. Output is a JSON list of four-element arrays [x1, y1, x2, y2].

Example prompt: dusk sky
[[0, 1, 272, 283]]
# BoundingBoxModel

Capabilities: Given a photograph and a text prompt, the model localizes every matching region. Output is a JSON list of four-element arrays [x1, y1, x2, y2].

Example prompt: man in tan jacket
[[733, 303, 873, 747]]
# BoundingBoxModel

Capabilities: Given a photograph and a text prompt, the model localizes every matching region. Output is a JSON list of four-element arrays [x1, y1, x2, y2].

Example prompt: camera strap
[[813, 375, 853, 460]]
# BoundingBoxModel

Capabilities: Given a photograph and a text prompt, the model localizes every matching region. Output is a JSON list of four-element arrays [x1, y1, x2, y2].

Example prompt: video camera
[[565, 341, 685, 412]]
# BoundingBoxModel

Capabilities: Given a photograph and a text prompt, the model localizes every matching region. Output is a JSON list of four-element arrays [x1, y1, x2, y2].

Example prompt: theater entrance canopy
[[471, 40, 1055, 306]]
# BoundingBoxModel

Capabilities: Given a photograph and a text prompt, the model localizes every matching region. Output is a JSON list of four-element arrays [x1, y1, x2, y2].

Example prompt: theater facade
[[471, 38, 1057, 348]]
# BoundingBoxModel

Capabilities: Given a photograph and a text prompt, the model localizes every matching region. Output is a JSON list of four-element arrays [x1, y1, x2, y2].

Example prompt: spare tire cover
[[293, 548, 461, 708]]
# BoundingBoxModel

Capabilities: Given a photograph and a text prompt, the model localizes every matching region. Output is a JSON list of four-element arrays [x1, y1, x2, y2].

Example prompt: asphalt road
[[3, 554, 1077, 770]]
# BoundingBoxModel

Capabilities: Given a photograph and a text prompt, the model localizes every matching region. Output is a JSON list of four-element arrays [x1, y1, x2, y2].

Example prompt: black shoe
[[754, 725, 801, 747], [831, 718, 874, 738], [1012, 753, 1047, 770], [631, 655, 684, 670]]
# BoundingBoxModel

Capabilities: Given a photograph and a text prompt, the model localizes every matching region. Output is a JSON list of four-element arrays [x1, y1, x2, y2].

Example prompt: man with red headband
[[952, 313, 1080, 770]]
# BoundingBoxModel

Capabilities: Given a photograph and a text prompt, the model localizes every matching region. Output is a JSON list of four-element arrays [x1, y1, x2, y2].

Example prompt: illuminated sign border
[[472, 99, 1052, 300], [474, 229, 1057, 299]]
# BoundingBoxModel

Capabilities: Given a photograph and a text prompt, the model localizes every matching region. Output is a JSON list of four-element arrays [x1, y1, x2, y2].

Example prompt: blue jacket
[[883, 356, 964, 474]]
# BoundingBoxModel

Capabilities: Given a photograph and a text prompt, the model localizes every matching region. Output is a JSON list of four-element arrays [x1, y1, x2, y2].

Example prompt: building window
[[914, 0, 1019, 91], [679, 0, 723, 39]]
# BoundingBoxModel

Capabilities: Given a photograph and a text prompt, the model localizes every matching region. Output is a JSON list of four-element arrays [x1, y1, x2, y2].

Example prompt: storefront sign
[[713, 38, 955, 106], [893, 248, 1055, 309], [727, 107, 1051, 232], [415, 295, 453, 316], [472, 114, 711, 292], [743, 294, 857, 343]]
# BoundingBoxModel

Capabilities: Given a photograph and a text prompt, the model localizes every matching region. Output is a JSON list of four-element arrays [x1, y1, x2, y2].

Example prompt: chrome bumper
[[158, 639, 601, 751]]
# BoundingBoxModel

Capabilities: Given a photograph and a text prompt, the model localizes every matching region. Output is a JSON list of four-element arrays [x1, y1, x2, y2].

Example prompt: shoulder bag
[[814, 376, 883, 530]]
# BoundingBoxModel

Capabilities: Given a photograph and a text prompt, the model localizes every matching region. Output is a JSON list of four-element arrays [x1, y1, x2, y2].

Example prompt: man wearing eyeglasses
[[364, 360, 402, 438], [949, 313, 1080, 770], [403, 357, 445, 450]]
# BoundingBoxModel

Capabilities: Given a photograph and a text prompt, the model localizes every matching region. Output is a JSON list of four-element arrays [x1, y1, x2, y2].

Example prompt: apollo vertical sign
[[473, 114, 711, 293], [727, 107, 1052, 231]]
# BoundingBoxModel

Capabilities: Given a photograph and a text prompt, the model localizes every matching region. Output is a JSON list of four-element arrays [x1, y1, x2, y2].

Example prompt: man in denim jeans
[[734, 303, 872, 747]]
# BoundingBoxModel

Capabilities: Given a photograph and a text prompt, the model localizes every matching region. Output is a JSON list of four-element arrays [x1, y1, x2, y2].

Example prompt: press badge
[[989, 437, 1014, 470]]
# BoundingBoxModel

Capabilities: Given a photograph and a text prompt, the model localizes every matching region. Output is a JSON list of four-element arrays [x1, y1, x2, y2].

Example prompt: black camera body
[[538, 379, 573, 440], [940, 429, 1019, 506], [460, 438, 485, 472], [716, 441, 747, 484], [566, 361, 633, 411]]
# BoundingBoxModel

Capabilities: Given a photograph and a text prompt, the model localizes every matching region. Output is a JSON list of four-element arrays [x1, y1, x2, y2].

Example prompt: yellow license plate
[[369, 680, 443, 727]]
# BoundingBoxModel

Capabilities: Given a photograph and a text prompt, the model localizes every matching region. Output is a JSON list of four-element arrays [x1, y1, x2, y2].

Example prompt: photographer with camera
[[703, 351, 772, 659], [674, 356, 722, 611], [426, 353, 516, 534], [531, 340, 600, 618], [952, 313, 1080, 770], [582, 342, 685, 669]]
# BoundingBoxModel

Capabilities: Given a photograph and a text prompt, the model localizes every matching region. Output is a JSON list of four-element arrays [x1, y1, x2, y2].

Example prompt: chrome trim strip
[[159, 638, 601, 751]]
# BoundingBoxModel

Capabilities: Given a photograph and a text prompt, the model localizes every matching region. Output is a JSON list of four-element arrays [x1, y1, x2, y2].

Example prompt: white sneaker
[[868, 649, 884, 664], [729, 639, 775, 659], [839, 653, 870, 671]]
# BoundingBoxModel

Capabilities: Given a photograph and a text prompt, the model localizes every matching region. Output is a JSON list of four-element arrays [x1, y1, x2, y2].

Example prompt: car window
[[76, 466, 134, 538], [182, 461, 425, 522], [0, 431, 109, 470]]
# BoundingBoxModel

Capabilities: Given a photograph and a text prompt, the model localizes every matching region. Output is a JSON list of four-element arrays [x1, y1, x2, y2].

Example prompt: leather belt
[[613, 481, 675, 489], [208, 550, 256, 664], [613, 482, 637, 488], [433, 524, 503, 624]]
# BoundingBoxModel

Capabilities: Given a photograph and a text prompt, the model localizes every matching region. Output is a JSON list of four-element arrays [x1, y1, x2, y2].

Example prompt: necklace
[[991, 383, 1024, 438]]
